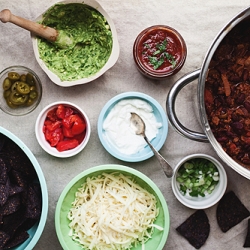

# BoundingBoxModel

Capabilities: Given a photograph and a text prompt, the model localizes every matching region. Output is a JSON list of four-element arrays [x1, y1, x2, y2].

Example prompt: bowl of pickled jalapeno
[[0, 65, 42, 116], [171, 153, 227, 209]]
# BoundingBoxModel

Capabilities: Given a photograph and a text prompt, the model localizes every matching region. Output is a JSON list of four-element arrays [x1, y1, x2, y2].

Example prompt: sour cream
[[103, 99, 162, 155]]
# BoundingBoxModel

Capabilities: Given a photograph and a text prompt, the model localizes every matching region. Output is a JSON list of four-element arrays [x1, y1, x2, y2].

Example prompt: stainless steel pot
[[166, 7, 250, 179]]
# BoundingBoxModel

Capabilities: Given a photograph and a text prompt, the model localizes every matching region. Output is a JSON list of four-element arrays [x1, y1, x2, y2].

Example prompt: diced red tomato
[[45, 127, 63, 147], [65, 107, 74, 117], [71, 115, 86, 135], [46, 108, 58, 122], [56, 139, 79, 152], [44, 120, 61, 131], [56, 104, 66, 119], [72, 122, 86, 136], [43, 104, 87, 152], [62, 114, 86, 135], [74, 130, 86, 144], [62, 126, 74, 138], [62, 115, 72, 129]]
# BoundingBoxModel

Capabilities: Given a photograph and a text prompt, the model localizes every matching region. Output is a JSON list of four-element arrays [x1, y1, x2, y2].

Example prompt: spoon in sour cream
[[0, 9, 74, 49], [130, 112, 173, 178]]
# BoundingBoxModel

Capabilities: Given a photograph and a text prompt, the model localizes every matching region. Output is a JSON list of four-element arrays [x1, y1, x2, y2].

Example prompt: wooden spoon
[[0, 9, 74, 48]]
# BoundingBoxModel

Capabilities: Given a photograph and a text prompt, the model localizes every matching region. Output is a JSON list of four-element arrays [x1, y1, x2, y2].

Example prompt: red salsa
[[138, 27, 183, 73]]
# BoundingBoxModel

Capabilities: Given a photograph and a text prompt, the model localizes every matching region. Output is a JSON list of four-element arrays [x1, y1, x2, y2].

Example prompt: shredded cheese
[[67, 172, 163, 250]]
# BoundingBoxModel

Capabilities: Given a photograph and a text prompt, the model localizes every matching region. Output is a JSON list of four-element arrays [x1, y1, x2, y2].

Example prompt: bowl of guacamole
[[31, 0, 119, 87]]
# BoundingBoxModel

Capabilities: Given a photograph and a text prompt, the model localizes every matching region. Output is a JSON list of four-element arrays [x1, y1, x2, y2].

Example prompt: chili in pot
[[205, 20, 250, 167]]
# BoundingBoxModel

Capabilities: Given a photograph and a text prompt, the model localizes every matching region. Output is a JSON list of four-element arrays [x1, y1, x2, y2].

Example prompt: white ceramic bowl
[[0, 126, 48, 249], [31, 0, 120, 87], [97, 92, 168, 162], [55, 164, 170, 250], [171, 154, 227, 209], [35, 101, 91, 158]]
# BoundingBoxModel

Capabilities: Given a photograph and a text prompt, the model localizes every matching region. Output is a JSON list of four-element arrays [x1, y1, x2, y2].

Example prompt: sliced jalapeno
[[2, 70, 40, 110], [16, 82, 30, 95], [2, 78, 12, 90], [26, 73, 36, 85], [29, 90, 38, 99], [11, 82, 19, 92], [20, 74, 27, 82], [6, 97, 18, 108], [8, 72, 20, 81], [3, 90, 11, 99], [26, 98, 35, 106], [9, 91, 28, 105]]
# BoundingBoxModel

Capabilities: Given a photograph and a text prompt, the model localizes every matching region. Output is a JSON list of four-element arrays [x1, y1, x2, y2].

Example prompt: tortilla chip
[[10, 170, 27, 188], [2, 210, 26, 238], [8, 183, 23, 197], [24, 183, 42, 220], [0, 159, 8, 184], [217, 191, 250, 232], [0, 134, 42, 248], [0, 231, 10, 249], [176, 210, 210, 249], [0, 179, 10, 206], [3, 230, 29, 250], [244, 219, 250, 247], [2, 139, 37, 180], [20, 218, 38, 231], [2, 195, 21, 216]]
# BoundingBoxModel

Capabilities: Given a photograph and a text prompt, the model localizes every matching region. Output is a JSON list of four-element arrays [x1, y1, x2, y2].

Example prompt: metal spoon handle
[[144, 136, 173, 178]]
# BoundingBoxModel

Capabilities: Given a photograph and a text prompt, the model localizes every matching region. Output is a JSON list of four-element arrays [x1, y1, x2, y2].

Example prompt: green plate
[[55, 164, 170, 250]]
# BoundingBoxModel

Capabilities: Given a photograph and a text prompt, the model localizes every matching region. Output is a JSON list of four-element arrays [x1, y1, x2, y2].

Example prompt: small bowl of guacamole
[[31, 0, 120, 87]]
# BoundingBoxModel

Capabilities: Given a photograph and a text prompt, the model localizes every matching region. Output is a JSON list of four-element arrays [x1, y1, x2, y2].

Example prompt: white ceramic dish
[[31, 0, 120, 87], [97, 92, 168, 162], [0, 126, 48, 249], [35, 101, 91, 158], [171, 153, 227, 209]]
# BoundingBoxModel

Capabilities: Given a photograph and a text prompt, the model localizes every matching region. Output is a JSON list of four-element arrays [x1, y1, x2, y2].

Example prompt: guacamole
[[37, 3, 113, 81]]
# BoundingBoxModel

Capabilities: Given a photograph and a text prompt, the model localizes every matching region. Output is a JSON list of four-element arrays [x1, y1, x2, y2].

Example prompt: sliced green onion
[[176, 158, 220, 197]]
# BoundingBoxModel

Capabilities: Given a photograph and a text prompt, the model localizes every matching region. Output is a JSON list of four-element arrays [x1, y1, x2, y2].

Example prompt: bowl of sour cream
[[97, 92, 168, 162]]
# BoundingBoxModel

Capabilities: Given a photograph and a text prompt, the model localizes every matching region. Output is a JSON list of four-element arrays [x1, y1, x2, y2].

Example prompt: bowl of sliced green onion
[[171, 154, 227, 209]]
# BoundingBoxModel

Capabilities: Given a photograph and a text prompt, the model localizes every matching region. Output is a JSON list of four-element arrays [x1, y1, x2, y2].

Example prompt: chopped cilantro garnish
[[144, 39, 177, 70]]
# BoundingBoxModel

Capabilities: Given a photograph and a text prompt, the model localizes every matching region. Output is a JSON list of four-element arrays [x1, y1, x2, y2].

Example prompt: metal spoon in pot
[[130, 112, 173, 178], [0, 9, 74, 49]]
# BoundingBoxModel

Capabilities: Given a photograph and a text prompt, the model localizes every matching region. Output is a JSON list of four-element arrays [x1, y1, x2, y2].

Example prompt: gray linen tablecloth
[[1, 0, 250, 249]]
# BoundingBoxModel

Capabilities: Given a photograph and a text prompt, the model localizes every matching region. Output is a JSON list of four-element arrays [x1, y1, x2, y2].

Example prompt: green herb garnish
[[144, 39, 177, 70], [176, 158, 219, 197]]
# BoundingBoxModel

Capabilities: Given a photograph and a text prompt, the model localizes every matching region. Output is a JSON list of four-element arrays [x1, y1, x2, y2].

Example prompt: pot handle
[[166, 69, 209, 142]]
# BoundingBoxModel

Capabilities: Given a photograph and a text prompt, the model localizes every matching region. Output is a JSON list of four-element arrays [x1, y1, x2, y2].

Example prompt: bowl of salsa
[[133, 25, 187, 80]]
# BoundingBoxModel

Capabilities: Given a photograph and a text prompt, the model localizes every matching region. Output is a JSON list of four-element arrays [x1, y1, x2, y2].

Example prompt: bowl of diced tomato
[[35, 101, 91, 157]]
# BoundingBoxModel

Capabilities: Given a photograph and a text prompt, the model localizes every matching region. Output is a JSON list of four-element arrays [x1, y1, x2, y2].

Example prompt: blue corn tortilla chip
[[10, 170, 27, 188], [24, 183, 42, 220], [0, 134, 42, 248], [1, 194, 21, 216], [3, 230, 29, 250], [217, 191, 250, 232], [0, 179, 10, 206], [1, 139, 37, 181], [8, 183, 23, 197], [0, 231, 10, 249], [0, 158, 8, 184], [176, 210, 210, 249], [244, 219, 250, 248], [2, 209, 26, 238]]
